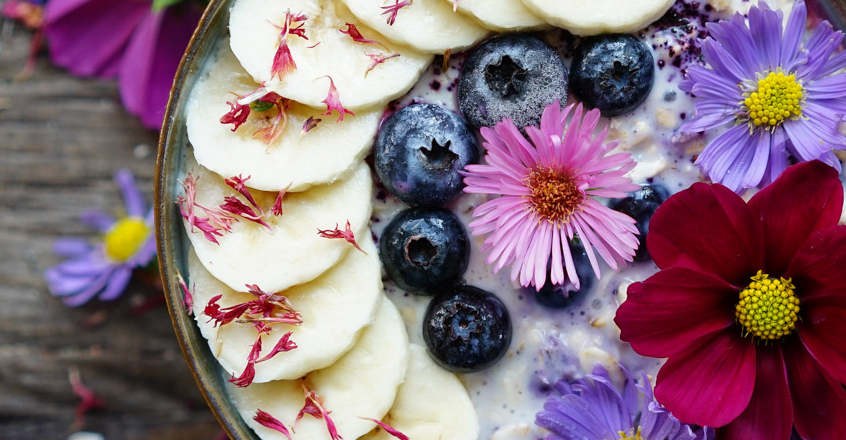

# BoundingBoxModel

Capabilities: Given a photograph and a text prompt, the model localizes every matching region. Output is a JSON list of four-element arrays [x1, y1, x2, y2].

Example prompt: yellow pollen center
[[618, 426, 644, 440], [525, 167, 583, 224], [735, 270, 800, 341], [742, 71, 803, 128], [104, 218, 151, 262]]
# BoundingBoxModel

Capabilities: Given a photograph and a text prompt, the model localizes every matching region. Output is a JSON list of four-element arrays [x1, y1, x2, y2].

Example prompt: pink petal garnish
[[271, 38, 297, 80], [272, 184, 292, 216], [380, 0, 411, 26], [220, 100, 251, 131], [177, 273, 194, 315], [255, 409, 294, 440], [365, 52, 401, 76], [301, 116, 322, 135], [69, 367, 105, 429], [359, 418, 409, 440], [220, 196, 271, 230], [269, 10, 308, 80], [252, 98, 289, 145], [320, 76, 354, 122], [256, 331, 297, 363], [339, 23, 387, 49], [225, 174, 260, 208], [177, 173, 237, 244], [296, 384, 343, 440], [229, 333, 262, 387], [317, 220, 365, 254]]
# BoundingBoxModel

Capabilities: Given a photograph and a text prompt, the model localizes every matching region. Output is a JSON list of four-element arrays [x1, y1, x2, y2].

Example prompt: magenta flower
[[44, 169, 156, 306], [462, 101, 640, 289], [44, 0, 201, 129], [679, 0, 846, 192]]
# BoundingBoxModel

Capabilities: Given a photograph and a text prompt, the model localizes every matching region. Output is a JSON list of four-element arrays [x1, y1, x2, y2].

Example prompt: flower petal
[[654, 330, 756, 427], [615, 268, 737, 358], [796, 288, 846, 385], [648, 181, 761, 286], [119, 6, 202, 129], [115, 169, 146, 218], [783, 339, 846, 440], [716, 346, 792, 440], [44, 0, 149, 77], [786, 225, 846, 298], [748, 160, 843, 275]]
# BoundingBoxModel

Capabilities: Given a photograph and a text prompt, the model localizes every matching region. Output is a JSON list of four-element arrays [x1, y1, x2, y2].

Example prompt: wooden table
[[0, 20, 222, 440]]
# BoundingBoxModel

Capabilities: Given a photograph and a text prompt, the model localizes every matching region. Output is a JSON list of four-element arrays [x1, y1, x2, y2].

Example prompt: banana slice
[[229, 0, 433, 111], [188, 234, 382, 381], [443, 0, 547, 31], [339, 0, 489, 53], [362, 344, 479, 440], [186, 40, 381, 192], [520, 0, 675, 35], [228, 297, 410, 440], [183, 161, 372, 293]]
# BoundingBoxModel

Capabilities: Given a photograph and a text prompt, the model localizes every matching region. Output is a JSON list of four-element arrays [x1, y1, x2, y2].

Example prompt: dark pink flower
[[43, 0, 202, 129], [118, 4, 202, 129]]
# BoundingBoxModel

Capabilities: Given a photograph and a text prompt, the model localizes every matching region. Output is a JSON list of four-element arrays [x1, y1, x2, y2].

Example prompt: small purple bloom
[[680, 0, 846, 193], [45, 169, 156, 307], [536, 365, 712, 440]]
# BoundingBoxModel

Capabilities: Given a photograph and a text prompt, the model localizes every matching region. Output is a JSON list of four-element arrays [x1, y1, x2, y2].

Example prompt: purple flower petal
[[115, 168, 146, 218], [118, 5, 202, 129], [98, 267, 133, 301], [796, 21, 843, 79], [53, 237, 91, 257], [780, 0, 806, 66], [748, 1, 783, 70], [80, 210, 115, 232], [62, 270, 113, 307], [44, 0, 150, 77]]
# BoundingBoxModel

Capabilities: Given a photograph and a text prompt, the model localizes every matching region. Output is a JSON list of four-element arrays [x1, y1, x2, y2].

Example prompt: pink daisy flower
[[462, 101, 640, 289]]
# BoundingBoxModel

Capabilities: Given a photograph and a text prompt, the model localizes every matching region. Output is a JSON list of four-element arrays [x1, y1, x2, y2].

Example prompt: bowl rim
[[154, 1, 253, 439]]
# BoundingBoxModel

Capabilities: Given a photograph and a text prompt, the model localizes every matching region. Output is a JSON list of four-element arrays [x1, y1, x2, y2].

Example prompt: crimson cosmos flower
[[614, 160, 846, 440]]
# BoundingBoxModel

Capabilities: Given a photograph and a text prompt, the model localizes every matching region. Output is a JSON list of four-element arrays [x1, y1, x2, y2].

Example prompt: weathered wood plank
[[0, 20, 222, 440]]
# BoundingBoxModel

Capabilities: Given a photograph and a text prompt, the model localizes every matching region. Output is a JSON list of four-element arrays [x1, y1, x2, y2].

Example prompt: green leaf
[[152, 0, 184, 12]]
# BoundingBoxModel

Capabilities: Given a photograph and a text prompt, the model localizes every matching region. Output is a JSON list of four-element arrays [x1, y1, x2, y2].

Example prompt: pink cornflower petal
[[461, 101, 639, 289], [359, 418, 409, 440], [380, 0, 410, 26], [320, 76, 354, 122], [317, 221, 365, 254], [339, 23, 387, 49], [254, 409, 293, 440]]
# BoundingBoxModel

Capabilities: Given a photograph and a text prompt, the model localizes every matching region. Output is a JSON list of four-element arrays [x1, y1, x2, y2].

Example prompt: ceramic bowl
[[154, 1, 258, 438], [154, 1, 846, 439]]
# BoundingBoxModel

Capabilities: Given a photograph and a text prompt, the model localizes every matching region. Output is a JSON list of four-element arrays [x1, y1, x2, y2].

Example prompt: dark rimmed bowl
[[154, 1, 257, 439], [154, 0, 846, 438]]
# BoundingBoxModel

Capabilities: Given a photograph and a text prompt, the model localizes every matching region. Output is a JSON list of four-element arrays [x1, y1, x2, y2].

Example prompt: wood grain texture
[[0, 20, 222, 440]]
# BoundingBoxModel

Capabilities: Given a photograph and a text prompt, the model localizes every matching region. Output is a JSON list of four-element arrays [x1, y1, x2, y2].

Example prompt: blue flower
[[680, 0, 846, 192], [45, 169, 156, 306], [535, 365, 712, 440]]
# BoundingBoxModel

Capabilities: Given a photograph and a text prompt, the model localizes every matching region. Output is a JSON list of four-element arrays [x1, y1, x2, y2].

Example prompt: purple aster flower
[[44, 0, 202, 129], [44, 169, 156, 307], [680, 0, 846, 192], [536, 365, 712, 440]]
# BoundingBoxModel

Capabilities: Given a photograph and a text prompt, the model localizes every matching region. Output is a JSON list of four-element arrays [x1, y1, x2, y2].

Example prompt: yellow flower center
[[735, 270, 800, 341], [742, 71, 803, 128], [618, 426, 643, 440], [525, 167, 583, 224], [104, 218, 151, 262]]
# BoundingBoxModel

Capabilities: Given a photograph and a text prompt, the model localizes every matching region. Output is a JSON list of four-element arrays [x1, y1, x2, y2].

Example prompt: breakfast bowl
[[156, 0, 846, 439]]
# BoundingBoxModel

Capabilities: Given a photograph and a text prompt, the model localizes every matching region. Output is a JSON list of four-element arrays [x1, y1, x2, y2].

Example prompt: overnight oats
[[171, 0, 846, 438]]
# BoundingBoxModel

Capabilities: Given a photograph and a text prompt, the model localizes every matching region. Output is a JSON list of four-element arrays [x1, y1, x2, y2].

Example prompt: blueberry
[[459, 34, 568, 130], [529, 243, 595, 309], [424, 285, 512, 373], [570, 34, 654, 116], [379, 208, 470, 294], [374, 103, 479, 207], [609, 184, 669, 261]]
